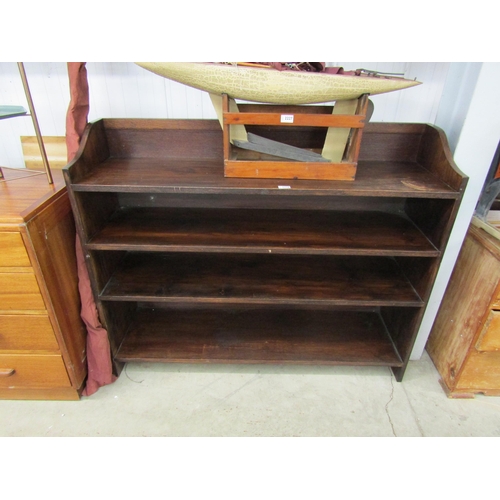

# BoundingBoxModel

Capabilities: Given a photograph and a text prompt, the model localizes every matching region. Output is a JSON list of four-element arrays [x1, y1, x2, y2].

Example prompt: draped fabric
[[66, 63, 89, 160], [66, 62, 116, 396]]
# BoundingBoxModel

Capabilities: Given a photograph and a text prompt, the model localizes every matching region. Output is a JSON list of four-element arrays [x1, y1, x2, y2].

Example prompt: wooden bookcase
[[64, 118, 467, 381]]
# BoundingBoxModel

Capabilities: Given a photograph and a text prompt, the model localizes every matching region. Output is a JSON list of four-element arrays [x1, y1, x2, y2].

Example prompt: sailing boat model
[[136, 62, 421, 180]]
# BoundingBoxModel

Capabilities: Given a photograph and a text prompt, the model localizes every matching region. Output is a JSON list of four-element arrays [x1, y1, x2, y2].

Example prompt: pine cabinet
[[428, 219, 500, 397]]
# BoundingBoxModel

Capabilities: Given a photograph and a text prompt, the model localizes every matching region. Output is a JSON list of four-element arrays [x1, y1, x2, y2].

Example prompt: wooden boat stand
[[220, 93, 370, 181]]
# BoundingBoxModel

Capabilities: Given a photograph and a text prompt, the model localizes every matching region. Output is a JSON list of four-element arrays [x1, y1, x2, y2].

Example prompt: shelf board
[[88, 207, 439, 257], [100, 252, 424, 307], [115, 307, 404, 367], [71, 158, 460, 199]]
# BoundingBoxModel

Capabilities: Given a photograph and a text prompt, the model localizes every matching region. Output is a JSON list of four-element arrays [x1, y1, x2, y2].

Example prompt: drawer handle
[[0, 368, 15, 377]]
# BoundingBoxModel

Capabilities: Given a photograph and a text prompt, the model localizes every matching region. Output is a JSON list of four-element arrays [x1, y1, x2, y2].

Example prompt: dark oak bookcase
[[64, 118, 467, 381]]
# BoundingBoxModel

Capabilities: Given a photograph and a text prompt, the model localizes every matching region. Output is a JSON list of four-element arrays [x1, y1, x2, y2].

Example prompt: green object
[[0, 105, 27, 120]]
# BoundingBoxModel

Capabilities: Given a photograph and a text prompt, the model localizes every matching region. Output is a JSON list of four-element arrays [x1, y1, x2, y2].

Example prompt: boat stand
[[212, 93, 370, 181]]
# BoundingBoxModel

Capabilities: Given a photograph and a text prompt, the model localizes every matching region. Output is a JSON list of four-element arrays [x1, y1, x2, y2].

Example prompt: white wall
[[434, 63, 482, 153], [411, 62, 500, 358], [1, 62, 450, 168], [0, 62, 70, 168], [332, 62, 450, 123]]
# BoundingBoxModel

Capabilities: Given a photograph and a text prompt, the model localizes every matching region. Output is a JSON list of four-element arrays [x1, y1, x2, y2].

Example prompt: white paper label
[[280, 114, 294, 123]]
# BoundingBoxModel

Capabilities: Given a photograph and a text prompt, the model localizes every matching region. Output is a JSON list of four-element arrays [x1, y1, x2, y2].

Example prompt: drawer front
[[0, 273, 46, 310], [0, 354, 71, 388], [0, 232, 31, 268], [457, 351, 500, 391], [0, 315, 58, 351]]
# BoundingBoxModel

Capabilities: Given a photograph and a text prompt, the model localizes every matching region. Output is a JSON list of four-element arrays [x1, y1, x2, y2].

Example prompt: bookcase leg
[[391, 365, 406, 382]]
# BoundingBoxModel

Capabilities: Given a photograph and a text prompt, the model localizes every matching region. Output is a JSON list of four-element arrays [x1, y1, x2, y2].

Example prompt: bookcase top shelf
[[65, 119, 466, 199]]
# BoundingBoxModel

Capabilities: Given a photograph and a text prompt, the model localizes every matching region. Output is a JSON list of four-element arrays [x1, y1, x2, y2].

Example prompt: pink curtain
[[66, 62, 116, 396]]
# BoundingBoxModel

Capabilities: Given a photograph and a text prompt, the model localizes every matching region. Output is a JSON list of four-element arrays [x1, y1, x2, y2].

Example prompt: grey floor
[[1, 351, 500, 437]]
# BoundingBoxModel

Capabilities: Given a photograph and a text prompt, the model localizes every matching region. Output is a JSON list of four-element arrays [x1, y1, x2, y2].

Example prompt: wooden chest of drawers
[[0, 168, 87, 400], [427, 218, 500, 397]]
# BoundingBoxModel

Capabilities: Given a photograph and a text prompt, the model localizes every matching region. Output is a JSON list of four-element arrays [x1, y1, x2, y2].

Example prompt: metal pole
[[17, 62, 53, 184]]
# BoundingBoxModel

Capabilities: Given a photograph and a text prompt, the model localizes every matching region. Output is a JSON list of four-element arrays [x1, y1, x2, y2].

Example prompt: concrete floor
[[1, 351, 500, 437]]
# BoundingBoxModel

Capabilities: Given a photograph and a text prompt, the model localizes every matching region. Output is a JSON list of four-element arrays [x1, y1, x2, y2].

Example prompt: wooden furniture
[[427, 218, 500, 397], [21, 136, 67, 170], [64, 118, 467, 382], [0, 169, 86, 400], [221, 96, 369, 181]]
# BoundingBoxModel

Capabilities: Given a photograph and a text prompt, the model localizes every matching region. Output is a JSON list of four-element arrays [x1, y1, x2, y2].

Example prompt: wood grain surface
[[116, 307, 403, 366], [100, 252, 423, 307], [87, 207, 439, 257]]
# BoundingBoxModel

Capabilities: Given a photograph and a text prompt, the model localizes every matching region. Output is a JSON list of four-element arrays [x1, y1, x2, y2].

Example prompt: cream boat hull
[[136, 62, 420, 104]]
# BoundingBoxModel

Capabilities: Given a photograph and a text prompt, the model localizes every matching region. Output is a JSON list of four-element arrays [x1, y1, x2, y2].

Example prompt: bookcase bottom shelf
[[115, 307, 403, 367]]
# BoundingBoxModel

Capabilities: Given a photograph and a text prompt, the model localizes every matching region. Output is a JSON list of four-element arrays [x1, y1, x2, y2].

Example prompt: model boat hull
[[136, 62, 420, 104]]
